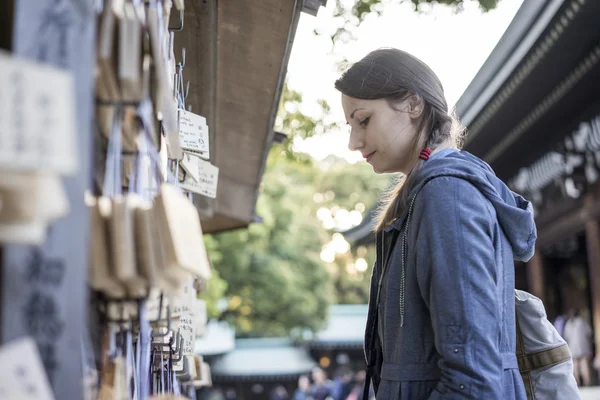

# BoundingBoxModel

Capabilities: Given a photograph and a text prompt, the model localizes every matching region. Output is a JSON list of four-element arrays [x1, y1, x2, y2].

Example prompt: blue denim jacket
[[364, 150, 535, 399]]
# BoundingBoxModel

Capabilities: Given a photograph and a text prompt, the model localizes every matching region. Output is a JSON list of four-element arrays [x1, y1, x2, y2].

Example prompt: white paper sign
[[0, 337, 55, 400], [180, 159, 218, 198], [170, 278, 197, 359], [178, 109, 209, 158], [0, 51, 77, 174]]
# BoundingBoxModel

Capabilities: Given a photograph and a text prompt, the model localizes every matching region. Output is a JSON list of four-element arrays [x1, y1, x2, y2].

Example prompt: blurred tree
[[312, 158, 389, 304], [274, 83, 340, 164], [201, 87, 332, 337], [204, 153, 332, 337]]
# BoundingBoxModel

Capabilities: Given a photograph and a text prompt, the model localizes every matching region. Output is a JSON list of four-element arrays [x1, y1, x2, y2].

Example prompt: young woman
[[336, 48, 536, 399]]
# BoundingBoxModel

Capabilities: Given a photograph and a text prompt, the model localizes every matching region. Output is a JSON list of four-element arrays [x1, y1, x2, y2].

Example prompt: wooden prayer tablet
[[109, 195, 147, 297], [90, 196, 126, 299], [154, 184, 212, 283], [119, 3, 143, 103], [96, 0, 121, 102]]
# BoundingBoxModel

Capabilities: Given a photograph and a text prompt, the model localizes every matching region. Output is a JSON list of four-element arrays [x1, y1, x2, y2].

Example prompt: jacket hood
[[407, 150, 537, 262]]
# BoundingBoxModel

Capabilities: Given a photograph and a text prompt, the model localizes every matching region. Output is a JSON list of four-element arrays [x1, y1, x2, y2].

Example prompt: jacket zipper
[[399, 193, 418, 327]]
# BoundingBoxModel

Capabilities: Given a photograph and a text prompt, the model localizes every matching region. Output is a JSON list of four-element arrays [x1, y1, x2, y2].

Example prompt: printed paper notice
[[181, 159, 218, 199], [178, 110, 209, 159], [0, 337, 55, 400], [0, 50, 77, 174]]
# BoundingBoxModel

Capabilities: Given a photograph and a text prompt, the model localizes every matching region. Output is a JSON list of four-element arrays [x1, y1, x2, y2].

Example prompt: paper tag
[[180, 159, 218, 198], [178, 110, 209, 159], [180, 152, 201, 183], [0, 337, 56, 400], [170, 279, 196, 359], [182, 280, 197, 357], [0, 51, 77, 174]]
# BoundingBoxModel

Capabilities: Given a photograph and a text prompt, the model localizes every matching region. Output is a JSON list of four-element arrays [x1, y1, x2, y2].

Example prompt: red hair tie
[[419, 147, 431, 161]]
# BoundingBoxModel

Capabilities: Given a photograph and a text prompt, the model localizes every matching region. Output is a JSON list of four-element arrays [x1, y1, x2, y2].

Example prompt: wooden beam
[[1, 1, 95, 398], [526, 248, 545, 303], [536, 184, 600, 249], [585, 194, 600, 358]]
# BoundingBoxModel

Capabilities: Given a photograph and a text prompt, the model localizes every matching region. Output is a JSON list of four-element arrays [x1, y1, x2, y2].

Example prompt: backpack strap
[[363, 367, 373, 400], [518, 343, 572, 372], [515, 315, 535, 400], [515, 312, 572, 400]]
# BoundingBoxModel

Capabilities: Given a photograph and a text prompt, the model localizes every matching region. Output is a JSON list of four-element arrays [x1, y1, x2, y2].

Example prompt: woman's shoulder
[[411, 176, 494, 228], [417, 175, 489, 207]]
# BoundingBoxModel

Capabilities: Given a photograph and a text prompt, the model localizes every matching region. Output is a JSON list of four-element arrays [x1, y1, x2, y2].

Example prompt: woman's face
[[342, 94, 421, 174]]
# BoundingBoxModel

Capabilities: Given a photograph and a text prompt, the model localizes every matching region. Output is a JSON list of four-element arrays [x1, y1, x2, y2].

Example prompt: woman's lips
[[363, 151, 376, 162]]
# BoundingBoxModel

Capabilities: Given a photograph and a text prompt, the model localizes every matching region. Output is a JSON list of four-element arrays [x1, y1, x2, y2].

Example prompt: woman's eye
[[359, 117, 370, 127]]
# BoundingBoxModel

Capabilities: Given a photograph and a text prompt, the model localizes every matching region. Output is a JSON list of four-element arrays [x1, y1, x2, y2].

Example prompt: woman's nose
[[348, 129, 365, 151]]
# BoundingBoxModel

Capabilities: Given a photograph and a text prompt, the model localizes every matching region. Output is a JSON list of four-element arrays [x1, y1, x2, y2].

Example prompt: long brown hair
[[335, 48, 465, 231]]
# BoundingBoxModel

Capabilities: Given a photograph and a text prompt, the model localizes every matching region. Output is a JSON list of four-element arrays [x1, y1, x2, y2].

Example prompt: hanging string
[[139, 302, 152, 400], [103, 106, 124, 198]]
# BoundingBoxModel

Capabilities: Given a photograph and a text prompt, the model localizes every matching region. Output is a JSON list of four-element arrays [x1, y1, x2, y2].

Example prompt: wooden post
[[0, 1, 95, 398], [585, 194, 600, 357], [527, 248, 546, 303]]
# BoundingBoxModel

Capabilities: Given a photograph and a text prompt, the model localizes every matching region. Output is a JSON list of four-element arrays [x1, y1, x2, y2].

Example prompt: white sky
[[285, 0, 524, 163]]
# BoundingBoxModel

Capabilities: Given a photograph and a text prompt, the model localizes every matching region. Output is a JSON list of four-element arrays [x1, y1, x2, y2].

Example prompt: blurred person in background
[[563, 308, 593, 386], [294, 375, 314, 400], [330, 367, 353, 400], [553, 312, 567, 338], [224, 388, 237, 400], [311, 367, 334, 400], [270, 385, 289, 400], [346, 371, 374, 400]]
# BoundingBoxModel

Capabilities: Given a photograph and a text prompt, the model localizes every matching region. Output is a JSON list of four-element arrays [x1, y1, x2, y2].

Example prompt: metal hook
[[173, 66, 179, 98], [148, 293, 173, 338], [151, 329, 179, 350], [184, 81, 190, 101], [151, 307, 172, 338], [170, 334, 184, 363], [168, 8, 184, 32], [167, 330, 182, 353], [175, 356, 191, 381]]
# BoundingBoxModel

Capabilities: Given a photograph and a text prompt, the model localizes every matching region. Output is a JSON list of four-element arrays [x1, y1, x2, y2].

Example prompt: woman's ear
[[406, 94, 424, 120]]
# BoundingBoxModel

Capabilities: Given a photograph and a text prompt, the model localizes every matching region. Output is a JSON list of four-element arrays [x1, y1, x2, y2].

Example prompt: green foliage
[[205, 152, 331, 337], [274, 84, 339, 165], [314, 159, 389, 210], [312, 160, 389, 304], [199, 237, 228, 319]]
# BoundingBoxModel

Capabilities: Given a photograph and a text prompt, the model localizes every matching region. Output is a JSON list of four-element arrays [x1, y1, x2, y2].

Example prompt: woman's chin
[[371, 164, 384, 174]]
